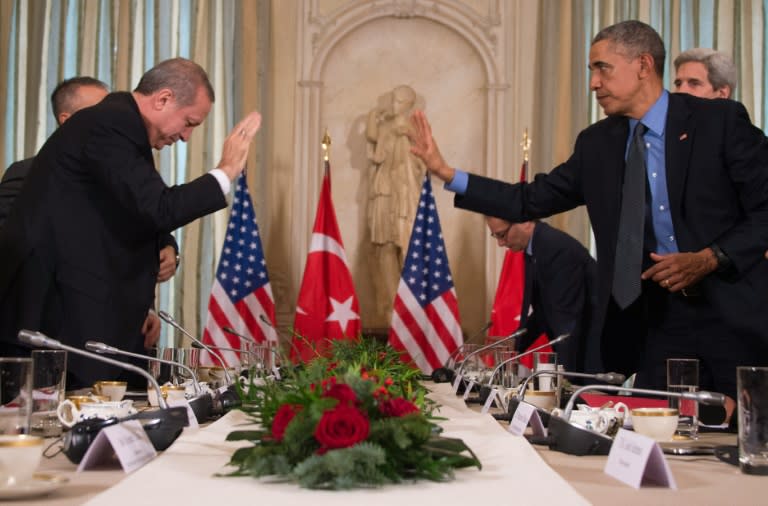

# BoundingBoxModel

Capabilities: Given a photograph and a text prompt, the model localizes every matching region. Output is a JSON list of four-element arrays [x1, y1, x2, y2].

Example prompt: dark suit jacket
[[0, 158, 33, 229], [456, 93, 768, 373], [0, 92, 225, 387], [517, 222, 600, 373], [0, 157, 179, 251]]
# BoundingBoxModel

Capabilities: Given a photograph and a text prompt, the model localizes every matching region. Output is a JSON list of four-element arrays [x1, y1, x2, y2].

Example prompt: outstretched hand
[[217, 111, 262, 180], [409, 110, 455, 183]]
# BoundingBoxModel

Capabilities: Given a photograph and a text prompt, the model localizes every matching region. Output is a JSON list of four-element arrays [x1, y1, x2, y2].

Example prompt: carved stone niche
[[290, 0, 508, 333]]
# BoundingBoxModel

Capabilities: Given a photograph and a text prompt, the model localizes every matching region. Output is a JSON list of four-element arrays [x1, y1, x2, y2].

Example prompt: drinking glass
[[534, 351, 558, 391], [0, 358, 34, 435], [666, 358, 699, 438], [737, 366, 768, 475], [30, 350, 67, 437]]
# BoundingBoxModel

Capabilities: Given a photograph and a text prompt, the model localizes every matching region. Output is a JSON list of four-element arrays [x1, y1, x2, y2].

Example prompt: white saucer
[[0, 473, 68, 500]]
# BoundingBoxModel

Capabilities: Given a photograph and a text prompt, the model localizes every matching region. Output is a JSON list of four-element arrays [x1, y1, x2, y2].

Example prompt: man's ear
[[638, 53, 655, 78], [716, 85, 732, 99], [152, 88, 174, 110], [56, 112, 70, 126]]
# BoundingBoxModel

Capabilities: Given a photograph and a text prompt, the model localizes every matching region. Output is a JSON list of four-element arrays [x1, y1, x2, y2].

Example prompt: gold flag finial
[[521, 128, 531, 162], [322, 129, 331, 161]]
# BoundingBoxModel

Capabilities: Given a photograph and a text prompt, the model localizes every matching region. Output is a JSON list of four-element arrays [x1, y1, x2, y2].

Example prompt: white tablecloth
[[84, 383, 588, 505]]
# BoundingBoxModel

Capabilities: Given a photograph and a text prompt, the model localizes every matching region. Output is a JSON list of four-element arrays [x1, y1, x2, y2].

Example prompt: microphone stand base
[[546, 415, 613, 456]]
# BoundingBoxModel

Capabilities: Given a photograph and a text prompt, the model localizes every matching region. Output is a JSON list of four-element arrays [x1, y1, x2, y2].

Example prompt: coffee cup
[[65, 395, 109, 409], [147, 384, 187, 407], [631, 407, 679, 441], [523, 390, 557, 412], [93, 381, 127, 402], [0, 435, 43, 487], [56, 399, 136, 428]]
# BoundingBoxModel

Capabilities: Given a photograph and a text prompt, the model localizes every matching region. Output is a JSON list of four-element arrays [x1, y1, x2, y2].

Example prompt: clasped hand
[[641, 250, 718, 292]]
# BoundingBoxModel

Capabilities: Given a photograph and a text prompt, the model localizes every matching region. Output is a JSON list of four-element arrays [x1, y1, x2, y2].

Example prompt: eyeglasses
[[490, 225, 511, 240]]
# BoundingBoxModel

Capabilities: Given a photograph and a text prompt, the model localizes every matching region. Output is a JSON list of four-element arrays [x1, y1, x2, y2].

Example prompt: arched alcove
[[291, 0, 509, 334]]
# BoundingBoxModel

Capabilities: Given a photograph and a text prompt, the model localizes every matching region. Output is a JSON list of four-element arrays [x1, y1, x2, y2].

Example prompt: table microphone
[[546, 384, 726, 456], [455, 328, 528, 380], [473, 333, 571, 405], [158, 311, 233, 385], [85, 340, 215, 422], [19, 330, 167, 409], [485, 333, 571, 386], [217, 329, 282, 379], [495, 369, 625, 424], [18, 330, 190, 460], [85, 341, 202, 395], [431, 320, 492, 383]]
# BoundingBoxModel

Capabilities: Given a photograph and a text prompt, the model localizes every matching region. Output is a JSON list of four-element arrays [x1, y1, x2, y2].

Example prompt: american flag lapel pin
[[679, 133, 688, 141]]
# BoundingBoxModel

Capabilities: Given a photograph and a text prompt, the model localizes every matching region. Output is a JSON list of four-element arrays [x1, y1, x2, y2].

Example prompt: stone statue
[[366, 85, 425, 324]]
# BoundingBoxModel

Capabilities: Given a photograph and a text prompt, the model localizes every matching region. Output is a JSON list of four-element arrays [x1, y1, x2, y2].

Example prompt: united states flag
[[388, 176, 462, 374], [201, 174, 277, 366]]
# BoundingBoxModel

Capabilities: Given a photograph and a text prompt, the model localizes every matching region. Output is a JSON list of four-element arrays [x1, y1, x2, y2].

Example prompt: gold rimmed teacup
[[631, 407, 679, 441], [0, 435, 44, 487]]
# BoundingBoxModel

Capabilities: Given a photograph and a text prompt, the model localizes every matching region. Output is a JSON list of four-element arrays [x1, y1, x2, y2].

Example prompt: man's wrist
[[708, 243, 733, 273]]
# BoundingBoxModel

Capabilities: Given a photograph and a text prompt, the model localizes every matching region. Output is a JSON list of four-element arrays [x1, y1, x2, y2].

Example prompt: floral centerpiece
[[224, 338, 481, 489]]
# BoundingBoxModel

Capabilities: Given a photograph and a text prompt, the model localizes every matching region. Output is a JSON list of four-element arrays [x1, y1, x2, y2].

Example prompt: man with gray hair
[[674, 48, 737, 99], [0, 57, 262, 387]]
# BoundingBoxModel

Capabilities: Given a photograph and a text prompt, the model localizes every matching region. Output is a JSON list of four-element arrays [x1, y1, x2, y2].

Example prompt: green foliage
[[223, 336, 481, 490]]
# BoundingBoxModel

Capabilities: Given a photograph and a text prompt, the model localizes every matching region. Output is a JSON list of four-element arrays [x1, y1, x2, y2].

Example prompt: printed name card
[[481, 388, 502, 415], [507, 401, 546, 437], [604, 429, 677, 489], [78, 420, 157, 473], [451, 373, 463, 394], [462, 379, 476, 401]]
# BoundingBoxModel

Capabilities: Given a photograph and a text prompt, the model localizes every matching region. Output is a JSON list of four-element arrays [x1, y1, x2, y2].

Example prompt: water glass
[[30, 350, 67, 437], [667, 358, 699, 438], [534, 351, 558, 391], [737, 366, 768, 475], [493, 349, 519, 389], [0, 358, 34, 435]]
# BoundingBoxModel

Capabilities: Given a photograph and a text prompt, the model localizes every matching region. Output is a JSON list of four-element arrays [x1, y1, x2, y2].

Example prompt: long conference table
[[9, 382, 766, 505]]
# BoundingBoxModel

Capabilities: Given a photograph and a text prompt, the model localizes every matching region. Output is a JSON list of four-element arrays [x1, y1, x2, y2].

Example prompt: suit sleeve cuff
[[444, 169, 468, 194], [208, 168, 231, 195]]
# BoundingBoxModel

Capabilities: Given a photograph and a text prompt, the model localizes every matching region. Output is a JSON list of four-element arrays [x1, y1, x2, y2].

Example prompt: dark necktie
[[612, 123, 648, 309]]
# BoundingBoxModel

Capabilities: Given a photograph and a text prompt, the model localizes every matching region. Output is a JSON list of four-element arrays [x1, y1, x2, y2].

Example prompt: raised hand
[[217, 111, 263, 180], [409, 110, 455, 183]]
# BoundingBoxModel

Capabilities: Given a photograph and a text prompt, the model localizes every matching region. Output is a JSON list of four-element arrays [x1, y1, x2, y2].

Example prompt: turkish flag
[[291, 160, 361, 362]]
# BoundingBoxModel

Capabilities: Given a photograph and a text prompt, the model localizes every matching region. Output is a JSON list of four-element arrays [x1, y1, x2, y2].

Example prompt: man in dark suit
[[486, 217, 600, 374], [410, 20, 768, 399], [0, 58, 262, 388], [0, 76, 178, 353], [0, 77, 109, 228]]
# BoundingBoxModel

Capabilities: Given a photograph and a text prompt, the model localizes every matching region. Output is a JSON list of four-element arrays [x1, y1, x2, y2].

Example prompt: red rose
[[322, 383, 357, 405], [379, 397, 419, 417], [271, 403, 302, 441], [314, 405, 369, 451]]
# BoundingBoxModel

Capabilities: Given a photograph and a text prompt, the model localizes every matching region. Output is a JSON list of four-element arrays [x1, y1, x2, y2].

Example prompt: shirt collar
[[629, 90, 668, 137]]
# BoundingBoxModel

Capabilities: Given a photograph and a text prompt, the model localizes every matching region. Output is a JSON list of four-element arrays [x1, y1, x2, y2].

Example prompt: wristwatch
[[709, 243, 732, 273]]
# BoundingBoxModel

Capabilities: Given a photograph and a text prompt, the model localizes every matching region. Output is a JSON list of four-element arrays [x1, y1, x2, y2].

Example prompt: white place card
[[507, 401, 547, 437], [452, 373, 464, 394], [604, 428, 677, 489], [462, 379, 476, 401], [480, 388, 500, 415], [78, 420, 157, 473]]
